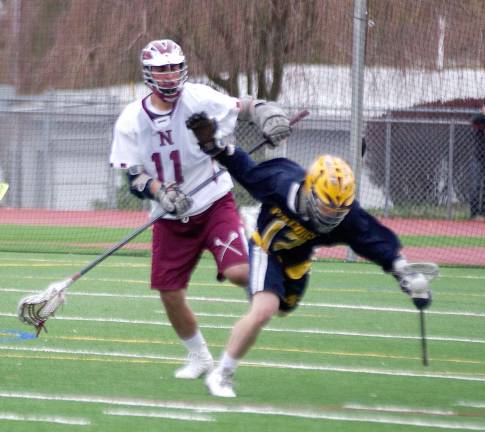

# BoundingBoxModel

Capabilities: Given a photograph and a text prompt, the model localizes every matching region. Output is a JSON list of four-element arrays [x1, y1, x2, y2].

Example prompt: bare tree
[[0, 0, 484, 95]]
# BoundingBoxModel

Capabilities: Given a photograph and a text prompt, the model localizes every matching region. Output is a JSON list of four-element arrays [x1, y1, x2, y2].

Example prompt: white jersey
[[110, 83, 238, 218]]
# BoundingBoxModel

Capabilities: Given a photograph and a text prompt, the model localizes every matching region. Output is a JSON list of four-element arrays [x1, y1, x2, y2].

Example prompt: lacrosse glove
[[392, 257, 432, 310], [155, 182, 193, 217], [186, 112, 233, 157], [254, 102, 291, 147]]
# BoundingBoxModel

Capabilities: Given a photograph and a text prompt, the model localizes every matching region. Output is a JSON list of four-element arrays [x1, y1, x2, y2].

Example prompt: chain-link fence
[[1, 90, 484, 265], [365, 109, 479, 220], [0, 92, 480, 218]]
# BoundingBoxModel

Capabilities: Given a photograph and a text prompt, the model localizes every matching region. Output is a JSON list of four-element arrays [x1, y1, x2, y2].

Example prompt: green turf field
[[0, 224, 484, 255], [1, 251, 485, 431]]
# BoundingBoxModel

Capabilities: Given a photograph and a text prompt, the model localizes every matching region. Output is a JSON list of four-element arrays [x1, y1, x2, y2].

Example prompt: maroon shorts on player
[[151, 192, 248, 291]]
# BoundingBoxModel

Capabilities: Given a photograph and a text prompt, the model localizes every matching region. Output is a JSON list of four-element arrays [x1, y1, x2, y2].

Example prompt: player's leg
[[205, 242, 283, 397], [159, 289, 197, 339], [226, 291, 279, 358], [152, 219, 213, 379], [204, 193, 249, 287], [205, 291, 279, 398]]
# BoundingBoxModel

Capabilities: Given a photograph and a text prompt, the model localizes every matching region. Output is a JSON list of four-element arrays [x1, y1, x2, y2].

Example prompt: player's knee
[[224, 263, 249, 287], [160, 289, 187, 309], [249, 292, 279, 326], [248, 308, 273, 327]]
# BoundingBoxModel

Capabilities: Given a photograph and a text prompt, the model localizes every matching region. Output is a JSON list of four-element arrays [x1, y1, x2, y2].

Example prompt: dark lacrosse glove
[[186, 112, 228, 157]]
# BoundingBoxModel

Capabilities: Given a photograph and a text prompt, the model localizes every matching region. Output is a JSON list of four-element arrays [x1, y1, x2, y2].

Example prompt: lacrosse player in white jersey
[[110, 39, 292, 380]]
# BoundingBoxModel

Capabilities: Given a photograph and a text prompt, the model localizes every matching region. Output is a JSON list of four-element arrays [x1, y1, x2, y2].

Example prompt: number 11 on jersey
[[151, 151, 183, 183]]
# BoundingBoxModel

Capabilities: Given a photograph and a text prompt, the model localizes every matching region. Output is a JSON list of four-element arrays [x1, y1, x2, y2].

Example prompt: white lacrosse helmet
[[141, 39, 188, 103]]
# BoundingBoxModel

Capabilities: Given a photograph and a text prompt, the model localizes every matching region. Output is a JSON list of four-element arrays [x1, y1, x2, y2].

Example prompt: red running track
[[1, 209, 484, 266]]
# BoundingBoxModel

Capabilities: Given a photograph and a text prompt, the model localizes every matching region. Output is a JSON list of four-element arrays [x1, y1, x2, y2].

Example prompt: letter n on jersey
[[158, 130, 174, 146]]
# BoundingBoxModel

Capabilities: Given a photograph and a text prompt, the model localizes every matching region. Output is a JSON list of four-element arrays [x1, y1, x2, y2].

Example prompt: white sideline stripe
[[0, 391, 484, 431], [103, 408, 214, 422], [344, 403, 455, 416], [158, 311, 240, 318], [457, 401, 485, 409], [1, 311, 485, 344], [2, 345, 485, 383], [0, 411, 90, 425], [3, 287, 485, 318], [303, 302, 485, 318], [2, 257, 484, 280]]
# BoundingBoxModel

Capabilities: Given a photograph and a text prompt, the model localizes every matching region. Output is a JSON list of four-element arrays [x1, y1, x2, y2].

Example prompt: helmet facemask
[[305, 188, 351, 233], [302, 155, 355, 233], [141, 40, 188, 103]]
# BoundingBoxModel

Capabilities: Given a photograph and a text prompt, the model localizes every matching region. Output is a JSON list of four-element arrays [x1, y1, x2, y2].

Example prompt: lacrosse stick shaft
[[72, 109, 309, 282], [419, 309, 429, 366]]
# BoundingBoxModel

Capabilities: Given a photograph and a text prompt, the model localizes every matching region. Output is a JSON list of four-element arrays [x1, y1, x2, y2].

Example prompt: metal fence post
[[347, 0, 367, 262], [349, 0, 366, 191], [447, 121, 455, 219], [35, 114, 51, 208], [9, 113, 22, 208], [384, 113, 392, 217]]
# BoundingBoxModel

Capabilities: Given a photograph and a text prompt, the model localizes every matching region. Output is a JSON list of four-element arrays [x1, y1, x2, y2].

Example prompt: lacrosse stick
[[398, 261, 438, 367], [399, 262, 439, 281], [419, 309, 429, 366], [17, 109, 310, 336]]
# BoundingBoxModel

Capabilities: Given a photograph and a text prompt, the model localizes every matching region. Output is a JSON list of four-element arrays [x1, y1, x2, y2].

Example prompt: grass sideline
[[1, 224, 484, 256], [1, 251, 485, 431]]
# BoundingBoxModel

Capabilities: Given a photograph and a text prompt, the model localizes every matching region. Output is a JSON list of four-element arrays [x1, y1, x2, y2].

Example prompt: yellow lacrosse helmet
[[303, 155, 355, 232]]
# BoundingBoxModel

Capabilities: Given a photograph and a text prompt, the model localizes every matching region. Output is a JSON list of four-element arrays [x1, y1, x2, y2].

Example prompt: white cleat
[[175, 350, 214, 379], [205, 367, 236, 398]]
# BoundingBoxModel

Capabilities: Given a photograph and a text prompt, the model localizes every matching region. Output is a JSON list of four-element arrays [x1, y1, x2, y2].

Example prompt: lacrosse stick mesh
[[17, 280, 70, 333], [401, 262, 439, 281]]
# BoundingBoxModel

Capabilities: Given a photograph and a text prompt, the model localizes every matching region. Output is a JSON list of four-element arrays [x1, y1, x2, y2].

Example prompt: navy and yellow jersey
[[218, 147, 402, 279]]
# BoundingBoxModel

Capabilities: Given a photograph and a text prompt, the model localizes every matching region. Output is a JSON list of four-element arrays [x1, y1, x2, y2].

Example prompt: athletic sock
[[182, 330, 208, 353], [218, 351, 238, 372]]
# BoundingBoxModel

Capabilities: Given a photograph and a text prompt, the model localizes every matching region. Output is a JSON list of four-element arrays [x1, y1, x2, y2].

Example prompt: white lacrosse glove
[[392, 257, 436, 310], [155, 182, 193, 217], [254, 102, 291, 147]]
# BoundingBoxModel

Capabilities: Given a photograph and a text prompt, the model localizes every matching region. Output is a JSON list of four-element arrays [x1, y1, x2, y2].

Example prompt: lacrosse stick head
[[400, 262, 439, 282], [17, 279, 71, 335]]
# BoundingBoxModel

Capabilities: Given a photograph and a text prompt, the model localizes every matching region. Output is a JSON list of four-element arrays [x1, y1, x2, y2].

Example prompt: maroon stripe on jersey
[[141, 94, 173, 121]]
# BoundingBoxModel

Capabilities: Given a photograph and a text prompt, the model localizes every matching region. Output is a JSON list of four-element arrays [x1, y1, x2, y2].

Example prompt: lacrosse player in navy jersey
[[110, 39, 291, 380], [186, 112, 436, 397]]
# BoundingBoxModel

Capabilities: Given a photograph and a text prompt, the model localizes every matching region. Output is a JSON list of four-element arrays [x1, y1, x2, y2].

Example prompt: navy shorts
[[248, 240, 309, 313]]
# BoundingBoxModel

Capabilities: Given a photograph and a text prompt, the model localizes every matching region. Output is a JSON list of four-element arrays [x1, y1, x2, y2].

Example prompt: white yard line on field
[[343, 403, 456, 416], [2, 287, 485, 318], [1, 257, 485, 281], [0, 411, 90, 426], [1, 311, 485, 345], [0, 390, 484, 430], [2, 345, 485, 383], [17, 333, 485, 365], [457, 401, 485, 409], [103, 408, 214, 422]]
